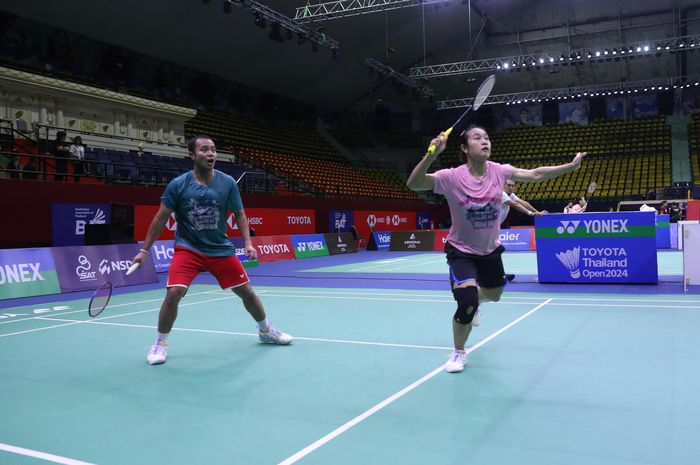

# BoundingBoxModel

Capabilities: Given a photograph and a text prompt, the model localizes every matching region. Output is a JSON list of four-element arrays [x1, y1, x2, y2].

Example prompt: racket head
[[587, 181, 598, 195], [88, 281, 112, 317], [472, 74, 496, 110]]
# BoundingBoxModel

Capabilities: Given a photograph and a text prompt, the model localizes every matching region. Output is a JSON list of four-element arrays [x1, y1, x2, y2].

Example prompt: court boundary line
[[276, 298, 553, 465], [0, 442, 96, 465]]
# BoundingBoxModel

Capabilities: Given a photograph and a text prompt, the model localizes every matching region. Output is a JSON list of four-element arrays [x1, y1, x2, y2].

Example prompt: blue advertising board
[[290, 234, 329, 258], [499, 228, 532, 251], [371, 231, 393, 251], [656, 214, 671, 249], [328, 210, 353, 233], [147, 240, 175, 273], [52, 204, 110, 246], [416, 212, 432, 230], [535, 212, 658, 283]]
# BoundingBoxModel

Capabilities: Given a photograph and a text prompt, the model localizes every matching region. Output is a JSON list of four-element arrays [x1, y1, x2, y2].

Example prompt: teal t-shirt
[[161, 170, 243, 256]]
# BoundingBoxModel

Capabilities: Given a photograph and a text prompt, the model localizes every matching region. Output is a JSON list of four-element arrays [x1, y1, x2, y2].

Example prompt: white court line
[[0, 295, 236, 339], [351, 255, 443, 272], [0, 288, 229, 326], [31, 318, 454, 351], [276, 298, 553, 465], [0, 442, 96, 465]]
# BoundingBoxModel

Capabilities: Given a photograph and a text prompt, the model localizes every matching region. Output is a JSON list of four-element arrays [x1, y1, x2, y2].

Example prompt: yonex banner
[[368, 231, 393, 251], [0, 248, 61, 300], [389, 231, 435, 251], [250, 236, 295, 263], [535, 212, 658, 283], [291, 234, 329, 259], [499, 228, 533, 251], [52, 204, 110, 246], [656, 214, 671, 249], [52, 244, 159, 292], [324, 233, 358, 255], [329, 210, 353, 233]]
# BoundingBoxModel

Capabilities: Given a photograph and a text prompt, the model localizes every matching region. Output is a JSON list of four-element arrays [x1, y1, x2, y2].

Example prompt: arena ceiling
[[1, 0, 699, 112]]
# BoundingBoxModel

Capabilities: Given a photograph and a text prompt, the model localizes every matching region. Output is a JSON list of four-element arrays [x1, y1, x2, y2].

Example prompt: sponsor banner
[[291, 234, 329, 259], [656, 214, 671, 249], [148, 240, 175, 273], [134, 205, 177, 241], [229, 238, 259, 268], [324, 233, 358, 255], [52, 244, 159, 292], [535, 212, 658, 283], [499, 228, 533, 251], [416, 212, 432, 230], [52, 204, 110, 246], [389, 231, 435, 251], [228, 208, 315, 237], [251, 236, 295, 263], [0, 248, 61, 300], [369, 231, 393, 251], [329, 210, 353, 233], [433, 230, 449, 251], [355, 210, 416, 239]]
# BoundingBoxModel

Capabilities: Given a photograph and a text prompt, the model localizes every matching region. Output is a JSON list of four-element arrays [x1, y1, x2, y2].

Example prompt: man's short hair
[[187, 135, 214, 153]]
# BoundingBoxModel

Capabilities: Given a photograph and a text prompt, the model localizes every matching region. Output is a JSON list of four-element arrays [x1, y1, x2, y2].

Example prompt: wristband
[[139, 248, 149, 254]]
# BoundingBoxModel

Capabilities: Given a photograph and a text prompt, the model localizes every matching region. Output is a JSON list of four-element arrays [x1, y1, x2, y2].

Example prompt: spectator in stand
[[658, 200, 669, 215], [570, 196, 587, 213], [69, 136, 88, 177], [52, 131, 71, 181]]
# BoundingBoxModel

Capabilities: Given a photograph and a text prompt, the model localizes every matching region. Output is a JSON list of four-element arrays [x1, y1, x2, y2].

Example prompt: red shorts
[[167, 246, 249, 289]]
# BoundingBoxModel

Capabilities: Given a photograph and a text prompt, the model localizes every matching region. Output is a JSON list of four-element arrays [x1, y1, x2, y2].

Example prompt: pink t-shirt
[[433, 161, 513, 255]]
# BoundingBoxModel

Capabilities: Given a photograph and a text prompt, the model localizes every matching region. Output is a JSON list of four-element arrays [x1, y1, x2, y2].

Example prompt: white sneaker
[[259, 326, 293, 345], [147, 342, 168, 365], [444, 349, 467, 373], [471, 309, 480, 327]]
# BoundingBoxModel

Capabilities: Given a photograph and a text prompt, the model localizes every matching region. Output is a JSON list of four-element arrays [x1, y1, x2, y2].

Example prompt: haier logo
[[556, 246, 581, 278], [377, 233, 391, 244]]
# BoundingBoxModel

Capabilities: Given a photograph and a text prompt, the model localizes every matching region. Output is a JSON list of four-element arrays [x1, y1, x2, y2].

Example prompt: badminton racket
[[87, 262, 140, 317], [427, 74, 496, 155], [587, 181, 597, 195]]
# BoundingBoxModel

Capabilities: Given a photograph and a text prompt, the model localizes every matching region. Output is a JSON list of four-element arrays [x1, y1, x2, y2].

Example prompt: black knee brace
[[452, 286, 479, 325]]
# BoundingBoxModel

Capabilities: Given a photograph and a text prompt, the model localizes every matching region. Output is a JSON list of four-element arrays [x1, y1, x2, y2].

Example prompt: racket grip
[[126, 262, 140, 276], [426, 127, 454, 155]]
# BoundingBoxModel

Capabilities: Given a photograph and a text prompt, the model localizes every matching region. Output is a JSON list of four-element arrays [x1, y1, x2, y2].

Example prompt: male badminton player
[[133, 135, 292, 365], [407, 125, 585, 373]]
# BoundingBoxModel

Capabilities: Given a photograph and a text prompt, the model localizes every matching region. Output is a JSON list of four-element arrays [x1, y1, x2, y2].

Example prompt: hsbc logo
[[166, 212, 177, 231], [367, 215, 377, 227], [392, 215, 400, 226]]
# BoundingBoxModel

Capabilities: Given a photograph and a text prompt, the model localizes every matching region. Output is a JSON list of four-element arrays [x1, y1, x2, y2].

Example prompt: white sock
[[256, 318, 270, 332], [156, 332, 169, 345]]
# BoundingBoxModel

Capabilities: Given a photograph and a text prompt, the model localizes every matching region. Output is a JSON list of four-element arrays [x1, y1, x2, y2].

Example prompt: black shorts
[[445, 242, 506, 289]]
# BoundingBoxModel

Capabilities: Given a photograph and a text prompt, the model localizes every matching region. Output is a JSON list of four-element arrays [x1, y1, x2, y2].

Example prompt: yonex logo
[[556, 220, 580, 234], [556, 247, 581, 279]]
